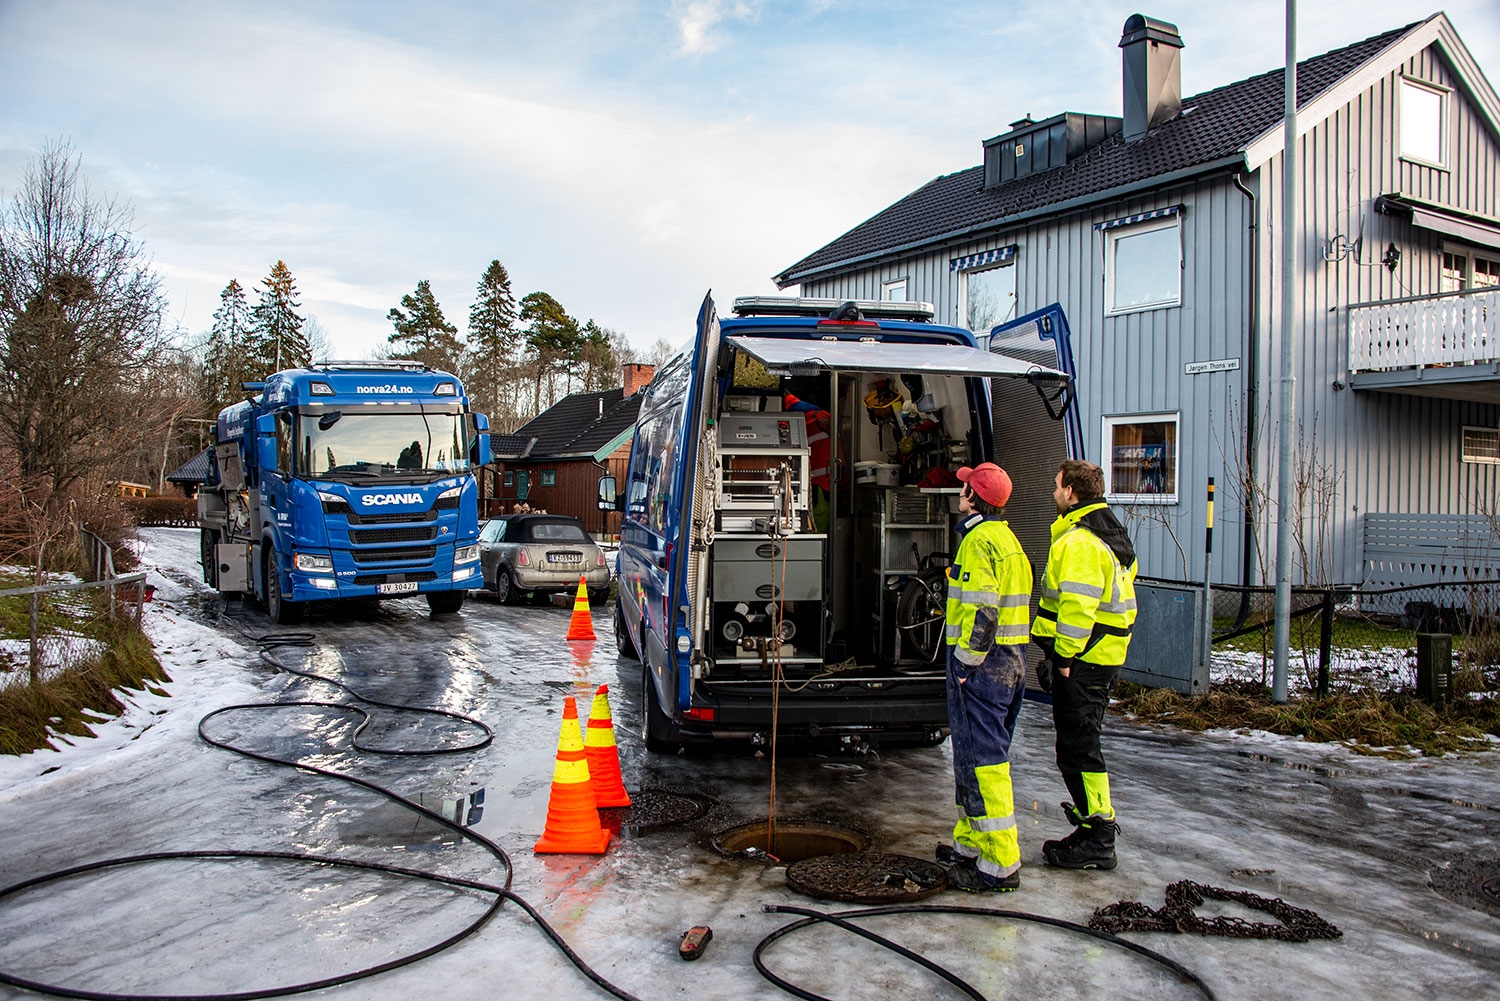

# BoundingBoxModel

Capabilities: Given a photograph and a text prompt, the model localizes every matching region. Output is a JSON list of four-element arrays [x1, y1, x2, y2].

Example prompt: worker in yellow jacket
[[1031, 459, 1137, 870], [939, 462, 1032, 892]]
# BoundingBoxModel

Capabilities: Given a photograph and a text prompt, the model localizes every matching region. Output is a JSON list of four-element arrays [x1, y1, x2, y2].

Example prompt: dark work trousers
[[946, 643, 1026, 879], [1050, 663, 1117, 814]]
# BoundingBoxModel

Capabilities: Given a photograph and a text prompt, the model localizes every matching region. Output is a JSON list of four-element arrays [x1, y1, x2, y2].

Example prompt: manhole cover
[[1429, 857, 1500, 917], [610, 788, 713, 836], [786, 852, 948, 903], [712, 818, 871, 863]]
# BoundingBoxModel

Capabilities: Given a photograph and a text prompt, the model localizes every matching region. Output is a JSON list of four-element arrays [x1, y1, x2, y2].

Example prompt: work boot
[[1042, 802, 1118, 870], [935, 843, 975, 865], [945, 861, 1020, 893]]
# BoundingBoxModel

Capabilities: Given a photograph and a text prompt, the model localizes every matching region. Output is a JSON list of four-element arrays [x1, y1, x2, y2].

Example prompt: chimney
[[622, 363, 656, 397], [1119, 13, 1183, 143]]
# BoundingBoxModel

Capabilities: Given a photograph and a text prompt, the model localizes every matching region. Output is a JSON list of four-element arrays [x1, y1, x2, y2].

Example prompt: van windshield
[[298, 411, 470, 479]]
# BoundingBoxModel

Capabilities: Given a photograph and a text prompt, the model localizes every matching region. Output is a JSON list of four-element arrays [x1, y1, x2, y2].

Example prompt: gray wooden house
[[775, 12, 1500, 590]]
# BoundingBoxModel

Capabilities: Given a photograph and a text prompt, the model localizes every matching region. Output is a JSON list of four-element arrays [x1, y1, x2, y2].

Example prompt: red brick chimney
[[622, 363, 656, 396]]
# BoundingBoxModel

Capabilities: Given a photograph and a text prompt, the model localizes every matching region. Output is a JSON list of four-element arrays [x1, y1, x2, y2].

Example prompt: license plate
[[549, 552, 583, 563], [377, 581, 419, 595]]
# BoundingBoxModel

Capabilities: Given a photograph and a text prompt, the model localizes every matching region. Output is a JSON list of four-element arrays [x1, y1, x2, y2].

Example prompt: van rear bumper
[[682, 680, 948, 742]]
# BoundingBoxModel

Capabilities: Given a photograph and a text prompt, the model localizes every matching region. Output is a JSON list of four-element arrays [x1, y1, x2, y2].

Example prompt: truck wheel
[[200, 528, 220, 589], [427, 591, 465, 615], [642, 663, 679, 752], [264, 547, 303, 625], [494, 568, 520, 605], [614, 598, 637, 659]]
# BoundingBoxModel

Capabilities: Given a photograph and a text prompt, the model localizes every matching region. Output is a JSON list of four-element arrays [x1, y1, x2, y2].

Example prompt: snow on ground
[[1211, 644, 1418, 692]]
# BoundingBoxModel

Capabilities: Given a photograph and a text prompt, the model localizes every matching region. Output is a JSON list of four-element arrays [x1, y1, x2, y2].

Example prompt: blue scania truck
[[197, 361, 492, 623]]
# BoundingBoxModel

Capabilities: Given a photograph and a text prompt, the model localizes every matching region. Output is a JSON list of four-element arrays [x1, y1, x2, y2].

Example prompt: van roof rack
[[731, 297, 936, 322], [311, 360, 431, 372]]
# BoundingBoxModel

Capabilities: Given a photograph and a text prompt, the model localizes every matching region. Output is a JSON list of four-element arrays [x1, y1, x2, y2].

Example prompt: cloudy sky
[[2, 0, 1497, 361]]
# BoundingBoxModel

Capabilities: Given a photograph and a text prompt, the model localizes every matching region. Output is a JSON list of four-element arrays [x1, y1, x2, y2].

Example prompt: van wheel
[[614, 598, 637, 659], [642, 663, 679, 752], [264, 546, 302, 625], [427, 591, 465, 615]]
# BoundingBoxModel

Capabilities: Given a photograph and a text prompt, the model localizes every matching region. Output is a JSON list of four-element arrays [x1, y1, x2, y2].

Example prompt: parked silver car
[[478, 514, 611, 605]]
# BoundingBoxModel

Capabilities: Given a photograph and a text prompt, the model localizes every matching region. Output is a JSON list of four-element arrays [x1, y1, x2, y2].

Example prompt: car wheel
[[495, 568, 519, 605], [642, 662, 679, 753], [614, 598, 637, 659], [427, 591, 465, 615], [588, 587, 609, 608], [264, 546, 302, 625]]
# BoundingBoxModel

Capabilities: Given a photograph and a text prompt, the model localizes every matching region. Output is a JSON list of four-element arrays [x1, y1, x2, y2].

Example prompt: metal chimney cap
[[1119, 13, 1183, 48]]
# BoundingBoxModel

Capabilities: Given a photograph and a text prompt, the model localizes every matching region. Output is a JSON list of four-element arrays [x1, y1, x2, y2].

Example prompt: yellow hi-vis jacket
[[945, 514, 1032, 665], [1031, 502, 1138, 667]]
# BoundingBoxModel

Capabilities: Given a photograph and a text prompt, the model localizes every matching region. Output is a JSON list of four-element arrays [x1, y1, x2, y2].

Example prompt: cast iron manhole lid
[[786, 852, 948, 903], [612, 788, 713, 836], [1429, 857, 1500, 917]]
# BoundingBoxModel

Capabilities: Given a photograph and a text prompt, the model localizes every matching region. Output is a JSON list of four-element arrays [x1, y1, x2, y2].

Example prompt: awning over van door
[[724, 336, 1067, 380]]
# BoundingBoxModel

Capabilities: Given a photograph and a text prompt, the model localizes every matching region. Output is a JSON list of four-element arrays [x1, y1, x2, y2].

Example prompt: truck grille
[[351, 526, 438, 545], [347, 509, 438, 526], [354, 571, 438, 585], [351, 546, 437, 564], [434, 495, 460, 511]]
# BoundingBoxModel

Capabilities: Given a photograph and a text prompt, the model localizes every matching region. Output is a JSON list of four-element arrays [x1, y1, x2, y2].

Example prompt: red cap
[[956, 463, 1013, 507]]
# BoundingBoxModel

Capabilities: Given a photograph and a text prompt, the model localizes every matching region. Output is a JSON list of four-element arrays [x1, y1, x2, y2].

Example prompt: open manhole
[[787, 852, 948, 903], [712, 818, 871, 863], [1429, 857, 1500, 917]]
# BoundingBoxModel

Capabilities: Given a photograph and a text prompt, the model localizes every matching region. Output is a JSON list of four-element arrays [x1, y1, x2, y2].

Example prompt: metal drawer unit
[[711, 536, 825, 602]]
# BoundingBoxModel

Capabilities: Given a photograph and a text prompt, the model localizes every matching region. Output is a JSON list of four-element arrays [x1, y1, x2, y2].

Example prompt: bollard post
[[28, 589, 40, 685], [1317, 589, 1333, 697], [1415, 633, 1452, 703], [1201, 478, 1215, 683]]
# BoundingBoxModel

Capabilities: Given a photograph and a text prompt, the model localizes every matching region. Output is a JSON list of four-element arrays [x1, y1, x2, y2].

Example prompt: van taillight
[[684, 707, 715, 722], [517, 548, 530, 567]]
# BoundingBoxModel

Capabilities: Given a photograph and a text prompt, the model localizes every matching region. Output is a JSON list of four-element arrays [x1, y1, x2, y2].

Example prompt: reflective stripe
[[954, 646, 987, 666], [1056, 622, 1091, 639], [995, 623, 1031, 638], [960, 589, 1001, 605], [945, 623, 962, 639], [996, 593, 1029, 607], [1041, 586, 1060, 599], [1098, 599, 1137, 613], [1060, 580, 1105, 598], [977, 855, 1022, 879], [969, 814, 1017, 833]]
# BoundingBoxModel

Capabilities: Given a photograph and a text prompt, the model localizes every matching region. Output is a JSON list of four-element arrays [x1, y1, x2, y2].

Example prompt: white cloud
[[671, 0, 764, 56]]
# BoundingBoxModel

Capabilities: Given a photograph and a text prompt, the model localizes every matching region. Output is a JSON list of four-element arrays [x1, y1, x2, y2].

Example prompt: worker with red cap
[[938, 462, 1032, 892]]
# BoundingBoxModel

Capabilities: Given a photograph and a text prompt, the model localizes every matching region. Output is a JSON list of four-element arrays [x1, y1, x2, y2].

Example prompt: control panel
[[716, 414, 807, 451]]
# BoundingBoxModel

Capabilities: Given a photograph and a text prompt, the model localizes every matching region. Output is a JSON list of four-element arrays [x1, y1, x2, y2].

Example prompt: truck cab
[[603, 294, 1079, 751], [199, 361, 492, 622]]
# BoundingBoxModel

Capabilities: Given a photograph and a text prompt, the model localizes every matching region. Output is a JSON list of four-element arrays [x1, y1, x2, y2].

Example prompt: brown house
[[488, 363, 655, 536]]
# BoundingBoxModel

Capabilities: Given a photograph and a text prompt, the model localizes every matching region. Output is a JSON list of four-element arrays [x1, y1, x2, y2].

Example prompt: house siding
[[802, 39, 1500, 587]]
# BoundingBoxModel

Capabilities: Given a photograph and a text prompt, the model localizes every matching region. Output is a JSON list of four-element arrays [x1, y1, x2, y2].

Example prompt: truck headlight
[[293, 552, 334, 572], [437, 486, 462, 500], [455, 544, 479, 564]]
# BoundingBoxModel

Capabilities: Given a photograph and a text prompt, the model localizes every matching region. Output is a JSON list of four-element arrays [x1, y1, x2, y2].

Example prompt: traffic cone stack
[[534, 696, 611, 854], [583, 684, 631, 808], [566, 576, 597, 641]]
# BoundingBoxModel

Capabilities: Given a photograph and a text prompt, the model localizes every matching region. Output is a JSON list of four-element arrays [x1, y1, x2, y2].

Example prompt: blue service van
[[601, 294, 1080, 751]]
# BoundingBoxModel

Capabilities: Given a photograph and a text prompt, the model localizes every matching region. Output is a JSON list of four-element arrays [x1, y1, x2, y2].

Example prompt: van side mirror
[[597, 475, 618, 510]]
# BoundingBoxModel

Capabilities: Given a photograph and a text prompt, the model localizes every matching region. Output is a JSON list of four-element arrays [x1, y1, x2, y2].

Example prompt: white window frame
[[1442, 241, 1500, 290], [1103, 412, 1180, 504], [1400, 76, 1450, 169], [957, 261, 1017, 331], [1104, 215, 1182, 316], [1462, 425, 1500, 464], [881, 277, 908, 302]]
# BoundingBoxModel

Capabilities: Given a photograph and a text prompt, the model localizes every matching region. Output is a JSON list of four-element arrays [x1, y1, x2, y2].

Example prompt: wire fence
[[1162, 576, 1500, 696], [0, 531, 150, 689]]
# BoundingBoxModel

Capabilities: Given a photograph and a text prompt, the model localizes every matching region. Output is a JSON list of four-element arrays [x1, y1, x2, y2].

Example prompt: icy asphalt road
[[1, 528, 1498, 1001]]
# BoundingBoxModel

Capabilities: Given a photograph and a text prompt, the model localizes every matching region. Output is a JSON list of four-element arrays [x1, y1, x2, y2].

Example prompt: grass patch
[[0, 624, 169, 756], [1112, 680, 1500, 757]]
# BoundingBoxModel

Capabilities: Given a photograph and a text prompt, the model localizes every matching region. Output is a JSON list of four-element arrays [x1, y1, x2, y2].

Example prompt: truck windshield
[[298, 411, 470, 478]]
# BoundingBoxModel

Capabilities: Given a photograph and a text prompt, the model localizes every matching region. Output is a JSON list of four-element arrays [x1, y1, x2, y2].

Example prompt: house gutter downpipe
[[1273, 0, 1297, 704]]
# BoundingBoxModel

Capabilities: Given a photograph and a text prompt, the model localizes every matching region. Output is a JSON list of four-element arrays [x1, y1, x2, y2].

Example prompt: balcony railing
[[1348, 286, 1499, 372]]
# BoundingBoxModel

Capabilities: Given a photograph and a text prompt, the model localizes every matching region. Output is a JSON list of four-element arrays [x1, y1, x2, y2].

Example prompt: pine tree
[[466, 260, 521, 426], [520, 291, 579, 413], [578, 319, 618, 392], [388, 279, 462, 373], [201, 279, 252, 412], [248, 260, 308, 375]]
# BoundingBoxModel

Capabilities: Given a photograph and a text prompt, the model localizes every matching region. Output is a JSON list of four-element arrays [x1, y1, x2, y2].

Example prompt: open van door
[[986, 303, 1082, 692]]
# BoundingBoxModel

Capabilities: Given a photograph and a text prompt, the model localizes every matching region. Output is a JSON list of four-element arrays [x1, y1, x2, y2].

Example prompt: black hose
[[756, 903, 1218, 1001]]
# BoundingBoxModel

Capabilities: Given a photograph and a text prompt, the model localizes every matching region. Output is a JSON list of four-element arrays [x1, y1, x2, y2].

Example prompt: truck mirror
[[257, 434, 279, 474], [471, 432, 492, 467], [255, 413, 276, 435], [473, 412, 490, 432], [597, 475, 618, 510]]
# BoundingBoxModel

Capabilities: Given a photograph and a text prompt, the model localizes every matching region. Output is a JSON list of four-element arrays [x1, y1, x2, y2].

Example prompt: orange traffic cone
[[584, 684, 631, 808], [534, 696, 611, 854], [566, 576, 596, 641]]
